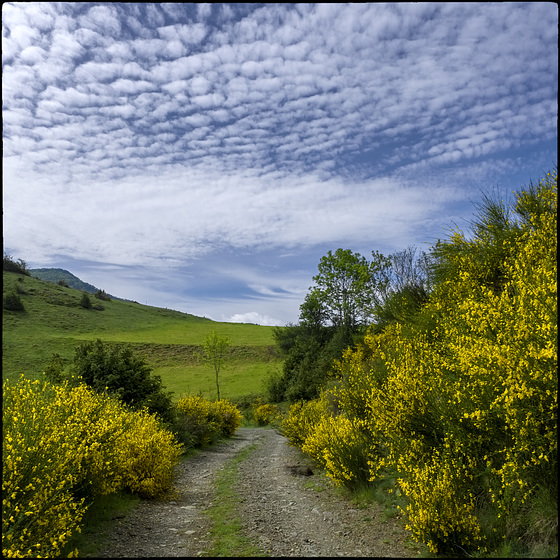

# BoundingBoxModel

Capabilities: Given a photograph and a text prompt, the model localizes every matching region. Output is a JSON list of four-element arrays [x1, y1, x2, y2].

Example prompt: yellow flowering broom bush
[[302, 414, 373, 488], [375, 173, 556, 553], [175, 395, 241, 447], [3, 376, 182, 558], [253, 403, 279, 426], [281, 394, 331, 448]]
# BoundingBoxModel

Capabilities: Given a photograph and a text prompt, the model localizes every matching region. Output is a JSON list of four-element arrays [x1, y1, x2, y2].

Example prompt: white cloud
[[225, 312, 283, 327]]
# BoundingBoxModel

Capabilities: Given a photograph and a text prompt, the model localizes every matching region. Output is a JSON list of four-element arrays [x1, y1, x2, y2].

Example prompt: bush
[[2, 376, 182, 558], [79, 291, 92, 309], [211, 400, 242, 436], [302, 415, 373, 489], [281, 394, 331, 448], [3, 293, 24, 311], [94, 289, 111, 301], [254, 403, 278, 426], [71, 339, 174, 424], [281, 171, 557, 556], [175, 395, 242, 448], [3, 254, 30, 275]]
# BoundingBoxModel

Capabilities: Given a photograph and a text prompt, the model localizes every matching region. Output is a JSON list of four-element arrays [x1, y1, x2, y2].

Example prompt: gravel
[[90, 427, 420, 557]]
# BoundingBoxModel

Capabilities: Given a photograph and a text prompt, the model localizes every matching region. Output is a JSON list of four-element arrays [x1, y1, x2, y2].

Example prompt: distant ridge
[[29, 268, 124, 301]]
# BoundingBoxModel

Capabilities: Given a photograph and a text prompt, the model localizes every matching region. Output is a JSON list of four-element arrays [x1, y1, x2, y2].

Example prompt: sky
[[2, 2, 558, 326]]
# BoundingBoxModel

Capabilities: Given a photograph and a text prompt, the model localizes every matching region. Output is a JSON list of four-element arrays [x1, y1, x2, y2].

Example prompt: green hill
[[2, 270, 282, 400], [29, 268, 103, 293]]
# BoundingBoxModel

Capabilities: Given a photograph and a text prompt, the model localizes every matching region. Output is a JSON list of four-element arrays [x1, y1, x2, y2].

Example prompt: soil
[[90, 428, 422, 557]]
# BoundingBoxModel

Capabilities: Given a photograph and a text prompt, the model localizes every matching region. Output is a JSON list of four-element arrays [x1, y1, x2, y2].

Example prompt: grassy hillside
[[29, 268, 103, 295], [2, 270, 282, 400]]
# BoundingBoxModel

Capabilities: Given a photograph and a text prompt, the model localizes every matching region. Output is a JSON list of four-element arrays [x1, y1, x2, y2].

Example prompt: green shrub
[[71, 339, 174, 424], [94, 289, 111, 301], [79, 291, 92, 309], [3, 293, 24, 311], [3, 254, 30, 275]]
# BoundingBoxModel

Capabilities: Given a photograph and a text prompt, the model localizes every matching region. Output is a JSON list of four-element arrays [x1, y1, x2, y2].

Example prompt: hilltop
[[2, 270, 281, 400], [29, 267, 125, 300]]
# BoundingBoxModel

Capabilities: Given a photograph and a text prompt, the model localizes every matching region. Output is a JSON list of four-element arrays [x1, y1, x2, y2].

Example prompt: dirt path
[[91, 428, 420, 557]]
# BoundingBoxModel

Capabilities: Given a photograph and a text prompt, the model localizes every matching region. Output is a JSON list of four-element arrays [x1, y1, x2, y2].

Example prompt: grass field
[[2, 270, 283, 400]]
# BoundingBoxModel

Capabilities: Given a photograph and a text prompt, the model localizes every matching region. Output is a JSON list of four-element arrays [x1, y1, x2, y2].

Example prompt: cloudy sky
[[3, 3, 557, 326]]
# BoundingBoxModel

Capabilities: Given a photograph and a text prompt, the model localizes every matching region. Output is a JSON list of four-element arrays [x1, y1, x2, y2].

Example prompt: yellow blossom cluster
[[3, 376, 182, 558], [175, 395, 241, 447], [253, 404, 279, 426]]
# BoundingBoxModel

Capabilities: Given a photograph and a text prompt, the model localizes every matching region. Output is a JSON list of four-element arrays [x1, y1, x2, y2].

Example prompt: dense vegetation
[[269, 246, 430, 402], [281, 171, 557, 556]]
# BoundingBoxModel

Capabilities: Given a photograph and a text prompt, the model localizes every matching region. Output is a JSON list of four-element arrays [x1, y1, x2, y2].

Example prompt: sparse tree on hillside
[[200, 331, 231, 401], [80, 291, 92, 309], [3, 254, 30, 276]]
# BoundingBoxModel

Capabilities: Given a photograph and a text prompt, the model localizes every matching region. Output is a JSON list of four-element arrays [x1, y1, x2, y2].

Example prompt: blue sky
[[2, 3, 557, 326]]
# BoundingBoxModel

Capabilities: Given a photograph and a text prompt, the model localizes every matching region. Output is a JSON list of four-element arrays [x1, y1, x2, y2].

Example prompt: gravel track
[[91, 428, 419, 557]]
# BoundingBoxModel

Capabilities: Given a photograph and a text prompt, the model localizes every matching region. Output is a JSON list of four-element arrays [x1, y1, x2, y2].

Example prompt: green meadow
[[2, 271, 283, 400]]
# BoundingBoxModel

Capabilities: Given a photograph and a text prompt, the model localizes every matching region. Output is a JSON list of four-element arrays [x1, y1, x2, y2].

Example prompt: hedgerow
[[282, 171, 557, 556]]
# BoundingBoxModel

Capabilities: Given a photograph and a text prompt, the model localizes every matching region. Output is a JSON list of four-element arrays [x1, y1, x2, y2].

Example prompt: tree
[[80, 291, 92, 309], [302, 248, 389, 331], [3, 293, 25, 312], [3, 253, 30, 276], [370, 246, 431, 331], [71, 339, 174, 423], [200, 331, 231, 401]]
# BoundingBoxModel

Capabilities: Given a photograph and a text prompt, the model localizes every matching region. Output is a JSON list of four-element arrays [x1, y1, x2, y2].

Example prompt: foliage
[[302, 248, 390, 330], [79, 291, 92, 309], [199, 331, 231, 401], [2, 376, 182, 558], [94, 289, 111, 301], [253, 403, 279, 426], [281, 171, 557, 556], [271, 246, 432, 403], [269, 322, 354, 402], [281, 394, 332, 448], [3, 293, 25, 312], [302, 414, 373, 490], [175, 395, 242, 448], [69, 339, 174, 424], [3, 254, 30, 276]]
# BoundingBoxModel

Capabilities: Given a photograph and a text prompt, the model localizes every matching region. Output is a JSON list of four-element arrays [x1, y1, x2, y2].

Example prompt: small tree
[[3, 253, 30, 275], [200, 331, 231, 401], [80, 291, 92, 309], [3, 293, 25, 311]]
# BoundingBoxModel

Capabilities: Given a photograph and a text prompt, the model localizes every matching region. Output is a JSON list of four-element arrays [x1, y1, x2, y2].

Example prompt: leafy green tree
[[270, 249, 389, 402], [305, 248, 382, 331], [200, 331, 231, 400], [72, 339, 174, 423]]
